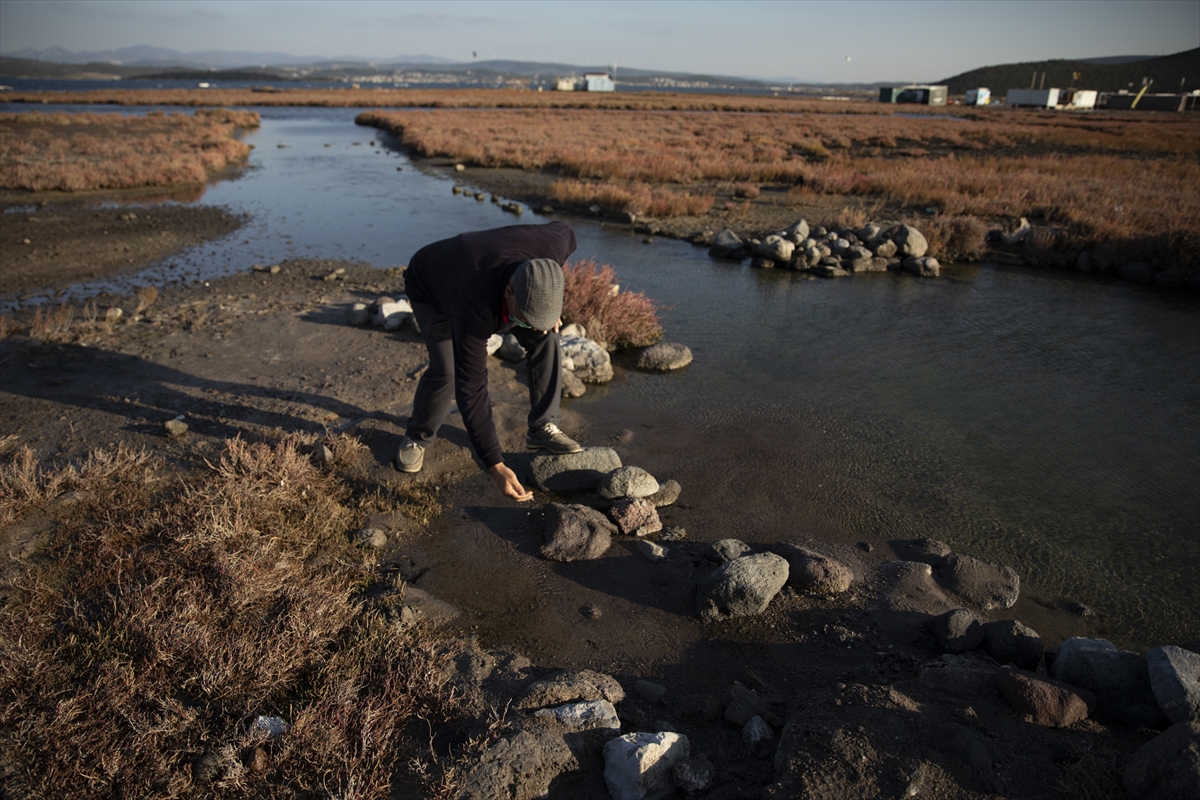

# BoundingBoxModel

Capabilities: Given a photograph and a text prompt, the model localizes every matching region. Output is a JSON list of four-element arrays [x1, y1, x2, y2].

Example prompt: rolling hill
[[939, 48, 1200, 94]]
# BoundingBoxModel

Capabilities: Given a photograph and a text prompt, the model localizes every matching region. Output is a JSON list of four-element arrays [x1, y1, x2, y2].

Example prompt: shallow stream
[[5, 105, 1198, 651]]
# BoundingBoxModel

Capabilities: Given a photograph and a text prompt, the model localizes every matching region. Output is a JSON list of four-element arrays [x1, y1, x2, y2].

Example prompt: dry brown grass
[[0, 109, 259, 191], [361, 106, 1199, 265], [549, 179, 713, 217], [28, 303, 73, 341], [134, 285, 159, 314], [563, 258, 664, 349], [0, 434, 467, 799]]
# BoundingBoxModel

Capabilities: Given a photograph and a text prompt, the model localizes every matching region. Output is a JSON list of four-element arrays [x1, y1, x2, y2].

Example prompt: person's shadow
[[2, 340, 408, 441]]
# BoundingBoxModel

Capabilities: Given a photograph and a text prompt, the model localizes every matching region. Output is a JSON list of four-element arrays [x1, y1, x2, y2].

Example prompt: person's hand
[[553, 318, 562, 333], [488, 462, 534, 502]]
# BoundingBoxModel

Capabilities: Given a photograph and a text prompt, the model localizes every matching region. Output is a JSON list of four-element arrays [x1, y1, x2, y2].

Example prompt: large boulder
[[603, 732, 690, 800], [607, 497, 662, 537], [902, 256, 941, 277], [1050, 637, 1169, 728], [531, 447, 622, 493], [561, 335, 613, 383], [635, 343, 693, 372], [708, 229, 744, 258], [928, 608, 984, 653], [983, 619, 1044, 670], [1147, 645, 1200, 724], [540, 504, 614, 562], [515, 668, 626, 710], [785, 219, 810, 241], [1122, 721, 1200, 800], [755, 234, 794, 262], [696, 553, 789, 621], [533, 699, 621, 733], [873, 560, 956, 614], [598, 466, 660, 499], [456, 728, 579, 800], [777, 544, 853, 595], [933, 553, 1020, 610], [892, 224, 929, 257], [995, 667, 1096, 727]]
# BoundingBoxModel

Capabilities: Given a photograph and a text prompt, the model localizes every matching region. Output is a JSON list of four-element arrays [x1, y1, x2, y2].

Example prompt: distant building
[[1005, 88, 1096, 109], [878, 85, 948, 106], [582, 72, 615, 92], [965, 88, 991, 106], [555, 77, 576, 91]]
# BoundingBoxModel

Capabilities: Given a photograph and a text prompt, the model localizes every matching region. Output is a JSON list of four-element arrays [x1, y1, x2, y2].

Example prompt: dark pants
[[405, 301, 563, 450]]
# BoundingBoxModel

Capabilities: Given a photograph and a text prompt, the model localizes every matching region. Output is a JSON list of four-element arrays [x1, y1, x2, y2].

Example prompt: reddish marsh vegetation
[[0, 435, 474, 799], [360, 107, 1200, 267], [0, 108, 259, 191], [562, 258, 665, 349]]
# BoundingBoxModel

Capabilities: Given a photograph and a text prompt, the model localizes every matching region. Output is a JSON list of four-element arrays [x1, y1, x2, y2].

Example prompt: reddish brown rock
[[607, 497, 661, 536], [994, 667, 1096, 727]]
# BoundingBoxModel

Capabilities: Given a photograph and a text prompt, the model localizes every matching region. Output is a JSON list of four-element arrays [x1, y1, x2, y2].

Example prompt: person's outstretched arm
[[489, 462, 533, 501]]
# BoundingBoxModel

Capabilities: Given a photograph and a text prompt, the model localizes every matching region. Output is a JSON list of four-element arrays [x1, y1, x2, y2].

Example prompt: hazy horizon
[[1, 0, 1197, 84]]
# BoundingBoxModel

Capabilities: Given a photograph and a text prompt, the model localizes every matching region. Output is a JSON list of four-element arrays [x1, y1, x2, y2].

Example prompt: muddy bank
[[0, 196, 244, 299], [3, 255, 1191, 798]]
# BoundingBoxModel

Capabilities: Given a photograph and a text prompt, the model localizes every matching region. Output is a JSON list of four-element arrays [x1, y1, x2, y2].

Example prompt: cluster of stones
[[344, 293, 415, 332], [987, 217, 1200, 290], [451, 183, 525, 216], [708, 219, 941, 278]]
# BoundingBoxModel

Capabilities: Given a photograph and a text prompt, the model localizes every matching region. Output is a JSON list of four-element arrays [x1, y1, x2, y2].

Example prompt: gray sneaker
[[395, 436, 425, 473], [526, 422, 582, 454]]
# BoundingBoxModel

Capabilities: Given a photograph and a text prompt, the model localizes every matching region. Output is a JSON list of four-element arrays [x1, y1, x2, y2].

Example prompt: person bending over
[[396, 220, 583, 501]]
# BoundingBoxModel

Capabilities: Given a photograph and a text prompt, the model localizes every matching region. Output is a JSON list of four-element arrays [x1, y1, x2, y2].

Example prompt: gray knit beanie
[[510, 258, 564, 331]]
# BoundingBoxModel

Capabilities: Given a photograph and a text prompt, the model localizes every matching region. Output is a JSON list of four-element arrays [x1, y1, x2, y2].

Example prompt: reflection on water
[[4, 105, 1197, 650]]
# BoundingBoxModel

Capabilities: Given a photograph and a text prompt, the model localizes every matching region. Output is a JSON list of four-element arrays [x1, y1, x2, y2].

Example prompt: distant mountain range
[[3, 45, 1198, 95], [939, 48, 1199, 94]]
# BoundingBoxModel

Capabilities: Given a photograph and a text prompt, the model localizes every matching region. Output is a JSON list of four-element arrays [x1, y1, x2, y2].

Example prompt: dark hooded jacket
[[404, 221, 577, 467]]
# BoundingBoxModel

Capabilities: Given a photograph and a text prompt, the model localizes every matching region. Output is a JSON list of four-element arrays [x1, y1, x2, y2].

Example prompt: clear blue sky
[[2, 0, 1197, 82]]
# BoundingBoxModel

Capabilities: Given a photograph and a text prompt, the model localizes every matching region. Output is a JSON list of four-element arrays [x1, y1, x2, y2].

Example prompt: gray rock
[[531, 447, 622, 492], [893, 224, 929, 257], [928, 608, 984, 653], [994, 666, 1096, 727], [560, 322, 587, 338], [457, 728, 578, 800], [604, 732, 690, 800], [345, 303, 370, 325], [709, 229, 744, 258], [831, 238, 852, 254], [812, 264, 850, 278], [659, 526, 687, 541], [645, 479, 681, 507], [918, 653, 1000, 700], [533, 699, 621, 732], [1153, 269, 1190, 288], [874, 560, 956, 614], [1123, 721, 1200, 800], [1119, 261, 1155, 283], [164, 419, 188, 438], [845, 256, 876, 273], [637, 540, 667, 563], [561, 368, 586, 398], [751, 257, 776, 269], [934, 553, 1019, 610], [635, 343, 693, 372], [742, 715, 774, 752], [777, 545, 853, 595], [902, 256, 941, 277], [498, 333, 526, 362], [561, 335, 613, 383], [785, 219, 810, 241], [1050, 637, 1169, 728], [516, 668, 626, 710], [889, 538, 952, 565], [1147, 645, 1200, 724], [983, 619, 1044, 670], [869, 238, 898, 258], [858, 224, 881, 241], [598, 466, 660, 499], [756, 235, 794, 262], [634, 680, 667, 704], [540, 504, 614, 562], [673, 753, 715, 794], [724, 681, 768, 726], [710, 539, 750, 561], [607, 497, 661, 537], [696, 553, 789, 621], [351, 527, 387, 549]]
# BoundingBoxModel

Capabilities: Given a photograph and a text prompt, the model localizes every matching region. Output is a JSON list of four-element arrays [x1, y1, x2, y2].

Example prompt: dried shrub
[[733, 183, 761, 199], [0, 437, 462, 799], [920, 215, 989, 262], [832, 206, 869, 230], [135, 285, 159, 314], [0, 314, 13, 339], [548, 180, 713, 217], [562, 258, 664, 349], [29, 303, 73, 342]]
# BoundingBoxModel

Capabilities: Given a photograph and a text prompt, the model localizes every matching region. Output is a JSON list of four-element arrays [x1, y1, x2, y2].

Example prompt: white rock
[[374, 299, 412, 327], [603, 732, 691, 800], [561, 335, 613, 383], [486, 334, 504, 356]]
